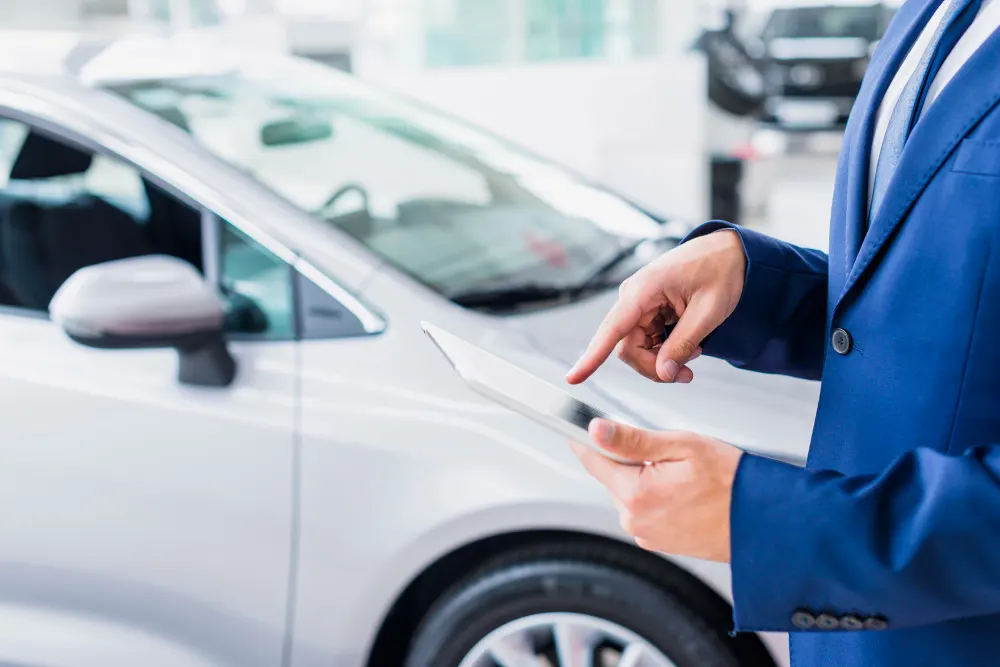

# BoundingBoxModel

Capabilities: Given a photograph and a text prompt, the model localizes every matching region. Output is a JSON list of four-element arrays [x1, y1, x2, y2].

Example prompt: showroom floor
[[745, 133, 842, 252]]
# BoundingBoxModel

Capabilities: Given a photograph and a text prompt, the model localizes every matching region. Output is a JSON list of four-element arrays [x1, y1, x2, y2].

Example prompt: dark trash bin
[[710, 155, 744, 226]]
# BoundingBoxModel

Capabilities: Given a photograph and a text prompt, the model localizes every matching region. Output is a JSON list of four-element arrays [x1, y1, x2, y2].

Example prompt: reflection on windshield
[[105, 57, 661, 299]]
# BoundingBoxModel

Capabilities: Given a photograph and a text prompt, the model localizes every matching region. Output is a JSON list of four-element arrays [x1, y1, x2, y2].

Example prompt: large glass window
[[525, 0, 606, 61], [424, 0, 512, 67], [81, 0, 130, 17], [420, 0, 662, 67], [628, 0, 660, 54], [145, 0, 223, 26]]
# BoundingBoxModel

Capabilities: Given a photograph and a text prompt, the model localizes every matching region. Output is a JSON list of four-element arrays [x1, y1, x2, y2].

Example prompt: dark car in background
[[756, 2, 897, 130]]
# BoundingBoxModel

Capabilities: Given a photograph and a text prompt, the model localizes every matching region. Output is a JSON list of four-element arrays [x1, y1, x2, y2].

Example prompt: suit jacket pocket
[[953, 138, 1000, 176]]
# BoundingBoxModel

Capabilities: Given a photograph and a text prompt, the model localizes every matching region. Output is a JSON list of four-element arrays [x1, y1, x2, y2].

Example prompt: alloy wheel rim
[[457, 611, 678, 667]]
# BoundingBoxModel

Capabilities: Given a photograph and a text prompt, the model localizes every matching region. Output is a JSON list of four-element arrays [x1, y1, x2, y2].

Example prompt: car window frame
[[0, 97, 386, 340]]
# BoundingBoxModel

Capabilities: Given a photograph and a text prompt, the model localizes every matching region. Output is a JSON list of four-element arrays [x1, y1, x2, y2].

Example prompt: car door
[[0, 115, 296, 667]]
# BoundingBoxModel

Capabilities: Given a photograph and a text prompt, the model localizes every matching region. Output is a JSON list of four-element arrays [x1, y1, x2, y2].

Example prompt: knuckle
[[614, 304, 641, 333], [673, 337, 699, 359], [620, 272, 650, 301]]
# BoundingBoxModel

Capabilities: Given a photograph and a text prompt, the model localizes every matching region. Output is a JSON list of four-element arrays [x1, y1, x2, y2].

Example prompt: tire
[[405, 545, 742, 667]]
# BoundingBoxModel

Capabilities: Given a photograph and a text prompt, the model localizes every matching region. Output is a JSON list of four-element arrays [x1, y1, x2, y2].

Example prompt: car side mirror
[[49, 255, 237, 388]]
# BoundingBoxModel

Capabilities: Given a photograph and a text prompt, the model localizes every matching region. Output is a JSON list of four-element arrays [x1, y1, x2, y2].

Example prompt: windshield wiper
[[573, 240, 647, 295], [450, 284, 573, 310], [450, 237, 663, 310], [453, 243, 649, 311]]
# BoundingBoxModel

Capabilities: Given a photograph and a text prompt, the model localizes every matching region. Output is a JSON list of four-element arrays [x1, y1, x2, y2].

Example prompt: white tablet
[[422, 321, 642, 466]]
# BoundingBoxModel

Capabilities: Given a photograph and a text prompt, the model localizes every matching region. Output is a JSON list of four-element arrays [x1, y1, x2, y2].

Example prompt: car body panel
[[295, 269, 745, 667], [0, 311, 296, 667]]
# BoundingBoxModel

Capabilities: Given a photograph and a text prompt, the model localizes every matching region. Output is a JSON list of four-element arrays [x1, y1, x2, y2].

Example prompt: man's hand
[[566, 229, 746, 385], [572, 418, 743, 563]]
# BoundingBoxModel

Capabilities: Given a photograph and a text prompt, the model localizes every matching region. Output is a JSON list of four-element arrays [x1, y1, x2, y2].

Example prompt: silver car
[[0, 35, 818, 667]]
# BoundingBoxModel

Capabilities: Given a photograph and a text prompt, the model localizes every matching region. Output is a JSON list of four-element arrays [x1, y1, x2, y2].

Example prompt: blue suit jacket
[[685, 0, 1000, 664]]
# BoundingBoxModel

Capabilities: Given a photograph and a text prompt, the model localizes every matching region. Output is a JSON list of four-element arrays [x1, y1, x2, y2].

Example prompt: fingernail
[[660, 359, 680, 382], [677, 374, 692, 384], [591, 419, 615, 442]]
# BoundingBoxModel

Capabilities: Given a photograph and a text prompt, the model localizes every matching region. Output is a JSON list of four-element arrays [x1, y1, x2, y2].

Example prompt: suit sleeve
[[680, 221, 829, 381], [730, 446, 1000, 632]]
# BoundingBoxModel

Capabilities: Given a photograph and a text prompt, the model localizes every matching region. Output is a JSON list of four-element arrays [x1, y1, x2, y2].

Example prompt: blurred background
[[1, 0, 900, 252]]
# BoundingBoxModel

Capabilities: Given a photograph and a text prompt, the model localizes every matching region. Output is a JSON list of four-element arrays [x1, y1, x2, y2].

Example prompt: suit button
[[791, 610, 816, 629], [840, 615, 864, 630], [816, 613, 840, 630], [864, 616, 888, 631], [832, 328, 852, 355]]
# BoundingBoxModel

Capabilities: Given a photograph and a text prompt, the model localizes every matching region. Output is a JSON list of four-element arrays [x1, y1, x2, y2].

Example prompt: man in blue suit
[[565, 0, 1000, 664]]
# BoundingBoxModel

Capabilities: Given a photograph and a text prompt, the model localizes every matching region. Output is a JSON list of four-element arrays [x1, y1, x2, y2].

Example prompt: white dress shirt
[[868, 0, 1000, 206]]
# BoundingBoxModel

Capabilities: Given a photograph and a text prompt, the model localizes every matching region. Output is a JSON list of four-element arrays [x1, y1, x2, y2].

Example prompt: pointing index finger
[[566, 300, 640, 384]]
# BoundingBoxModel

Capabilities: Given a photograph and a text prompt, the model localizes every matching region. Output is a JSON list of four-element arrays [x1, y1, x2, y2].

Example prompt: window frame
[[0, 101, 385, 340]]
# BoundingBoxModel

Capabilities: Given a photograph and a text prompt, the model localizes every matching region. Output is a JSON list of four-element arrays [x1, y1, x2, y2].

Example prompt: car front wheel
[[404, 547, 743, 667]]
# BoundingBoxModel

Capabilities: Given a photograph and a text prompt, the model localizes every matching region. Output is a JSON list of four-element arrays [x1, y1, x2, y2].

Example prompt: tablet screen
[[422, 321, 640, 465]]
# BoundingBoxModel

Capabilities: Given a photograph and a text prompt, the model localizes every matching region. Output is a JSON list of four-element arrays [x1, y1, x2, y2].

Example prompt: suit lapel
[[838, 25, 1000, 306], [840, 0, 945, 277]]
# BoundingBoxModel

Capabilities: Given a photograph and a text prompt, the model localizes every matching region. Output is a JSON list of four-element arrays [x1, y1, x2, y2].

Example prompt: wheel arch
[[364, 529, 776, 667]]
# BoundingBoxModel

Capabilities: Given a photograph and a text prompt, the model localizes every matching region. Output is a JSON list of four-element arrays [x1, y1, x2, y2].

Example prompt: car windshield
[[763, 5, 883, 40], [102, 56, 662, 299]]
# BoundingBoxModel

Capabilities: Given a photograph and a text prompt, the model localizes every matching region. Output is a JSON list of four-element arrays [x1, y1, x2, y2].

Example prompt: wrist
[[709, 228, 748, 292]]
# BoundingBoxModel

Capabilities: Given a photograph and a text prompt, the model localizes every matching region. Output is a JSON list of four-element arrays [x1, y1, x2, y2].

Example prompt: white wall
[[360, 56, 710, 222], [184, 14, 287, 49], [0, 0, 83, 29]]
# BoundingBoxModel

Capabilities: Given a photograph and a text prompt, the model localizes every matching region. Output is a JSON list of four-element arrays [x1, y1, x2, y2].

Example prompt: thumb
[[589, 419, 688, 463], [656, 293, 720, 382]]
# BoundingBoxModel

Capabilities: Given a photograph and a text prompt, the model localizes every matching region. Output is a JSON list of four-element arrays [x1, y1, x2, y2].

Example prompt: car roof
[[0, 32, 257, 84], [0, 31, 88, 77]]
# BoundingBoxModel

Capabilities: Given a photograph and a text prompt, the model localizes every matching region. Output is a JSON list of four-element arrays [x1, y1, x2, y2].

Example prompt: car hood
[[502, 289, 820, 465]]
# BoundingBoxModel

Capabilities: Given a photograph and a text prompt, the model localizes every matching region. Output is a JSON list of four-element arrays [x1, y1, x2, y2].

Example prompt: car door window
[[0, 116, 367, 339], [0, 121, 163, 311], [220, 222, 296, 339]]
